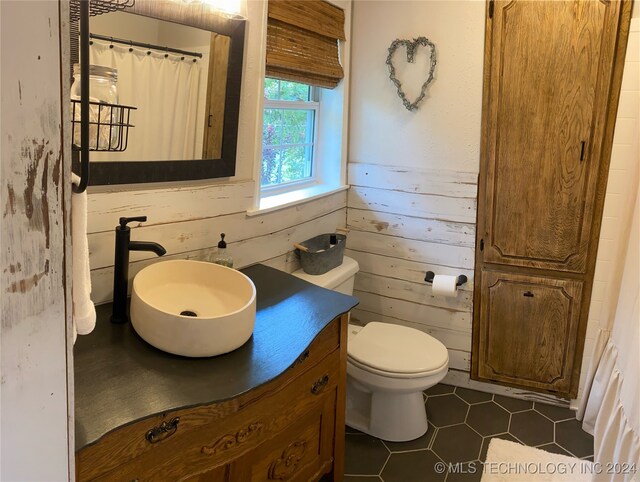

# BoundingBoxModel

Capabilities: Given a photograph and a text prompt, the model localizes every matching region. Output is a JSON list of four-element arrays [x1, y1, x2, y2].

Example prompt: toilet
[[292, 256, 449, 442]]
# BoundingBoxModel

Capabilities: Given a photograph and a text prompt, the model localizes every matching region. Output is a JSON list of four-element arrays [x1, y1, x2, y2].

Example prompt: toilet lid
[[348, 322, 448, 375]]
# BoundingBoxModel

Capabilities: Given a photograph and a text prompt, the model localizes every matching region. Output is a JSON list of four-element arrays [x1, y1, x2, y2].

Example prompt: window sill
[[246, 183, 349, 217]]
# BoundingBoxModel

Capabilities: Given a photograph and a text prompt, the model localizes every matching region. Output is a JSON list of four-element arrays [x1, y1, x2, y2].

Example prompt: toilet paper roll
[[432, 274, 458, 298]]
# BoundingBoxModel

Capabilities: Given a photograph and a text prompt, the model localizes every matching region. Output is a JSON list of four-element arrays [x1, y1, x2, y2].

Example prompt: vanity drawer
[[289, 317, 340, 372], [82, 348, 340, 481]]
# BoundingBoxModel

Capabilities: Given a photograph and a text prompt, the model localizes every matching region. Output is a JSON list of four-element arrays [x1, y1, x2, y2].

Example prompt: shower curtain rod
[[89, 33, 204, 59]]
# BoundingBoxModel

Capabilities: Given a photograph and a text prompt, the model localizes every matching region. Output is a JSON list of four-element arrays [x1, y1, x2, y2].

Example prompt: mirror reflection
[[89, 12, 229, 162]]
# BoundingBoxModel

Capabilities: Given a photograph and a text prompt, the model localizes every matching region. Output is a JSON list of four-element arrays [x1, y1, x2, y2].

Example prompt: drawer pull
[[296, 349, 310, 365], [145, 417, 180, 444], [311, 375, 329, 395], [523, 291, 534, 297]]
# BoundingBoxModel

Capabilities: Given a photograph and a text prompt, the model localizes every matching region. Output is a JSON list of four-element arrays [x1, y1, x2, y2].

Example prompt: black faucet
[[111, 216, 166, 324]]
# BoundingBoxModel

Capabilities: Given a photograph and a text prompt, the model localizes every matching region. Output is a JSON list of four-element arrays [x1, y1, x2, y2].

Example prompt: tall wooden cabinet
[[472, 0, 633, 397]]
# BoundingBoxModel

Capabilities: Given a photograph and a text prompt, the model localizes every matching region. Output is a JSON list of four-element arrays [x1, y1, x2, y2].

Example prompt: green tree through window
[[262, 79, 317, 188]]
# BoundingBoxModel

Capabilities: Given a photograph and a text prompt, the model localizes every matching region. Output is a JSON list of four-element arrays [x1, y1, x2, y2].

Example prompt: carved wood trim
[[201, 422, 265, 455], [267, 440, 308, 480]]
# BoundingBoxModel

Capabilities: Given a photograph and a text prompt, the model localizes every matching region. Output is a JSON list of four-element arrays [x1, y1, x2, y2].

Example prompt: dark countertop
[[74, 264, 358, 451]]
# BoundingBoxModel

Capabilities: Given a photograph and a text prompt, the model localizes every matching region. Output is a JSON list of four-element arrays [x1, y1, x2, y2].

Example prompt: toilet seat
[[347, 322, 449, 379], [348, 355, 448, 379]]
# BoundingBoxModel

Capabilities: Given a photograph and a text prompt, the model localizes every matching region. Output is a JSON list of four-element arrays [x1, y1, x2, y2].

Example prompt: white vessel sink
[[130, 260, 256, 357]]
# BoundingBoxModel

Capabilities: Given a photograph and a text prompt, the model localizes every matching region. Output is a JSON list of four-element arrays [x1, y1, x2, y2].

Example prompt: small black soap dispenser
[[209, 233, 233, 268]]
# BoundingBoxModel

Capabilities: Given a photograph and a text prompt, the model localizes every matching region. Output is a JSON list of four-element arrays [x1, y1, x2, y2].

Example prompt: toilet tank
[[292, 256, 359, 295]]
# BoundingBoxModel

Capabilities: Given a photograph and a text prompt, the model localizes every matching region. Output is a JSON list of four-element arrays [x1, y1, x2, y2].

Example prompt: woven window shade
[[266, 0, 345, 89]]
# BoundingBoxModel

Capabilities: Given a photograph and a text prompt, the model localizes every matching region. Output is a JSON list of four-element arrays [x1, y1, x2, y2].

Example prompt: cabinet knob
[[145, 417, 180, 444], [523, 291, 534, 297], [310, 375, 329, 395]]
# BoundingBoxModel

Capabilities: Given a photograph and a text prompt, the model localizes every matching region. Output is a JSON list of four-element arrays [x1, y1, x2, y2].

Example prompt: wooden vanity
[[74, 265, 358, 481]]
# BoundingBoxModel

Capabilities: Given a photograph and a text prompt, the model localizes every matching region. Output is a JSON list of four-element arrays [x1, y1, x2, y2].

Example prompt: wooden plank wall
[[1, 1, 72, 479], [88, 183, 347, 304], [345, 162, 477, 373], [345, 162, 576, 404]]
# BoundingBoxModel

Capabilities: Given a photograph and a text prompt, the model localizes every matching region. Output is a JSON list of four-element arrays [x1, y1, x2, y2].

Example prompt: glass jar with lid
[[71, 64, 121, 150]]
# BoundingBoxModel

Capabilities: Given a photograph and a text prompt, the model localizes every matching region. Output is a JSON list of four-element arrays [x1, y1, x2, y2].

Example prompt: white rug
[[481, 438, 594, 482]]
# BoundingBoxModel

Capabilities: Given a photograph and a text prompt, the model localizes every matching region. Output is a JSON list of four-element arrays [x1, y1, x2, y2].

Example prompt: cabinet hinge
[[489, 0, 494, 19], [480, 239, 484, 251]]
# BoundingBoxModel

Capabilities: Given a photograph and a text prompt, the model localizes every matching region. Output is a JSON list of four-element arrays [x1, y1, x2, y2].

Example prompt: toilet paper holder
[[424, 271, 468, 287]]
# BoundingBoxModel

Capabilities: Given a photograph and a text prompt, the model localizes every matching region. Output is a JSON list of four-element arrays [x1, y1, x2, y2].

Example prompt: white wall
[[1, 2, 72, 480], [234, 0, 270, 181], [90, 11, 161, 43], [348, 0, 484, 173], [578, 16, 640, 404]]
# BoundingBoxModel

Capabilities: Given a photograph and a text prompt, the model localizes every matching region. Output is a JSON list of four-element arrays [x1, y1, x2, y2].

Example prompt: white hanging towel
[[72, 173, 96, 342]]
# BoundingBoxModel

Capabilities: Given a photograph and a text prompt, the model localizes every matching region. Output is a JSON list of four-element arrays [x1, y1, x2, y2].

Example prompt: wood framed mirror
[[82, 0, 245, 186]]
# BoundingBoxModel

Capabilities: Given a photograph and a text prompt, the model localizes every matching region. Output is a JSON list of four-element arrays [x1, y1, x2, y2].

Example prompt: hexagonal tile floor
[[344, 384, 594, 481]]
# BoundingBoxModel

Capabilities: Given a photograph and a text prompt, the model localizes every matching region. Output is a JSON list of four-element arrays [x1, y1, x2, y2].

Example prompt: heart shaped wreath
[[386, 37, 437, 112]]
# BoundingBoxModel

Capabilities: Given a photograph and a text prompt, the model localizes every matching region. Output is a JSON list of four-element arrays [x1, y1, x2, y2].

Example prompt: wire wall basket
[[70, 0, 135, 22], [71, 99, 136, 152]]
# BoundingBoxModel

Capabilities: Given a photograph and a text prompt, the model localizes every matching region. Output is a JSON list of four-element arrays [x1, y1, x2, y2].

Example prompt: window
[[261, 78, 319, 190], [252, 0, 348, 214]]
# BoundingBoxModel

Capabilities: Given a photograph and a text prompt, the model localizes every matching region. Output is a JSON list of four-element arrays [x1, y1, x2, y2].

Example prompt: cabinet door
[[481, 0, 623, 273], [477, 271, 583, 393]]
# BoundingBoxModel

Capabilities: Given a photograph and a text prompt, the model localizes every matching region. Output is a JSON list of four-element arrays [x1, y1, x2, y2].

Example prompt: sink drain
[[180, 310, 198, 317]]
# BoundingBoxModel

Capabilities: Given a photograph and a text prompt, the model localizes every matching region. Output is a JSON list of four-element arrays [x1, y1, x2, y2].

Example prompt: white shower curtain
[[581, 190, 640, 481], [89, 39, 201, 161], [577, 17, 640, 481]]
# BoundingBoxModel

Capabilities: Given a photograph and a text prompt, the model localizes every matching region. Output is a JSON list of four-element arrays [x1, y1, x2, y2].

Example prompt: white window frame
[[249, 0, 350, 216], [260, 83, 320, 196]]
